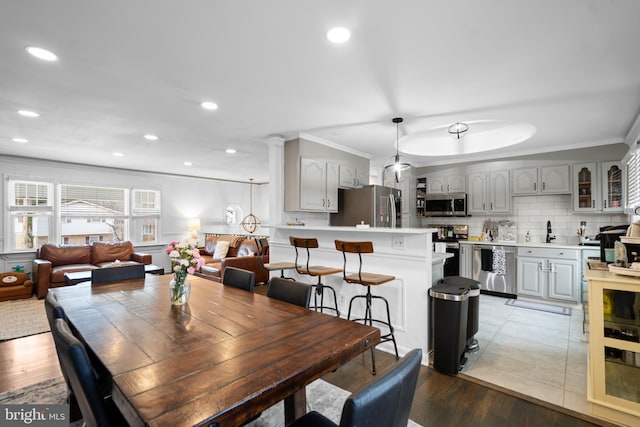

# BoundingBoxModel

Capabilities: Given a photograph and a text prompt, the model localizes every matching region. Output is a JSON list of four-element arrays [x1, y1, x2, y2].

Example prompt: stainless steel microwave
[[424, 193, 468, 216]]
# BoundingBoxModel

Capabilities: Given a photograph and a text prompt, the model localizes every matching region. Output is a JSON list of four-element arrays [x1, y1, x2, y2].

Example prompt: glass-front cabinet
[[573, 162, 599, 211], [587, 270, 640, 426], [602, 161, 624, 213]]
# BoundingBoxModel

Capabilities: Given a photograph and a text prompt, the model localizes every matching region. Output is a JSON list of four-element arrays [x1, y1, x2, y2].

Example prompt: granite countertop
[[458, 240, 600, 250], [273, 225, 436, 234]]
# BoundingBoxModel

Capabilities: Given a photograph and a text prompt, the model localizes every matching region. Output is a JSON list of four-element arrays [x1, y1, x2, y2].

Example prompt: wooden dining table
[[50, 274, 380, 427]]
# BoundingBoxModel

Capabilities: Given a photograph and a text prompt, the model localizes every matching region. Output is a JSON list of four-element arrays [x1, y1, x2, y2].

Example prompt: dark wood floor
[[0, 284, 612, 427]]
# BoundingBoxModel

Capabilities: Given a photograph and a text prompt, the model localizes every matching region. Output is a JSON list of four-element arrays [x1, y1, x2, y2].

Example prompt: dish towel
[[492, 248, 506, 275], [481, 249, 494, 272]]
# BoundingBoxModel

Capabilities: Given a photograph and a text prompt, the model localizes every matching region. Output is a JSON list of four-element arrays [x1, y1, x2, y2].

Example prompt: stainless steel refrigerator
[[330, 185, 402, 228]]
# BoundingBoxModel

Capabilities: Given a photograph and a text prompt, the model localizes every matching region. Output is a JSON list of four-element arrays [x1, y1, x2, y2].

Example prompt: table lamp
[[188, 218, 201, 243]]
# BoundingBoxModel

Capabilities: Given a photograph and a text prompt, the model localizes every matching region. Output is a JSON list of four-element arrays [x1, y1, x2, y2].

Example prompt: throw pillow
[[213, 241, 230, 259]]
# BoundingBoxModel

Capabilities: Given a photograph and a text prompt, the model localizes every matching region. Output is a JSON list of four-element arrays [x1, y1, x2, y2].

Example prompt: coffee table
[[64, 264, 164, 286]]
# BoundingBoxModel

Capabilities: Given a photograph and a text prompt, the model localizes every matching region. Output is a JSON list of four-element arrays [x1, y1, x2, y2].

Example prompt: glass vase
[[169, 273, 191, 306]]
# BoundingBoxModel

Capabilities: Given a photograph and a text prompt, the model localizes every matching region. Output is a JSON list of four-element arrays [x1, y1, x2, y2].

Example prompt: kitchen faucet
[[546, 220, 556, 243]]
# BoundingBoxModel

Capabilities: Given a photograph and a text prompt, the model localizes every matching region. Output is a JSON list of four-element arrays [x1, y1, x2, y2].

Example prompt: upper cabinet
[[426, 175, 465, 194], [601, 161, 624, 213], [339, 163, 369, 188], [299, 158, 339, 212], [468, 170, 510, 214], [572, 161, 624, 213], [284, 137, 369, 212], [512, 165, 570, 195]]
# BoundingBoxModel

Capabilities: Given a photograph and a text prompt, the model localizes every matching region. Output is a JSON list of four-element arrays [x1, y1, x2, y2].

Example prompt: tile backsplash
[[421, 194, 629, 244]]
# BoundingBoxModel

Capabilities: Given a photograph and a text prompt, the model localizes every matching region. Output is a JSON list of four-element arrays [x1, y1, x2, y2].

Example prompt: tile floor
[[459, 294, 591, 416]]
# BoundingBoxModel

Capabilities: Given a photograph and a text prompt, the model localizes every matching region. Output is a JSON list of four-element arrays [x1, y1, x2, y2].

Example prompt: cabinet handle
[[490, 202, 493, 210], [603, 199, 607, 208], [322, 198, 325, 207], [542, 182, 546, 190], [534, 182, 537, 191], [592, 200, 595, 208], [327, 199, 331, 208], [447, 184, 450, 192]]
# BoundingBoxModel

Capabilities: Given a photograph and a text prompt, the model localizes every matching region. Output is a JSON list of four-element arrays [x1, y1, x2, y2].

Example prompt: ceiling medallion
[[448, 122, 468, 139]]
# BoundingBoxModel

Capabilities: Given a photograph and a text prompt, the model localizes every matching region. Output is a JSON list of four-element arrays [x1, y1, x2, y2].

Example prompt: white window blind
[[132, 189, 160, 216], [627, 146, 640, 209], [60, 184, 127, 217], [8, 180, 53, 213]]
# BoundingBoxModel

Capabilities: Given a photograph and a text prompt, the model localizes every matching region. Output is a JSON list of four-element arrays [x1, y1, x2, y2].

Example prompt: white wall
[[0, 156, 269, 271]]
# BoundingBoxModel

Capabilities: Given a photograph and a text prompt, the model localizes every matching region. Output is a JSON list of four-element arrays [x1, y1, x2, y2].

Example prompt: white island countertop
[[273, 225, 436, 234], [459, 240, 600, 250]]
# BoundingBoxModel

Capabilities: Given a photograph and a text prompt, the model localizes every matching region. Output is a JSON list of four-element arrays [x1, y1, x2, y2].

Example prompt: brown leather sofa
[[0, 272, 34, 301], [195, 235, 269, 284], [32, 241, 152, 298]]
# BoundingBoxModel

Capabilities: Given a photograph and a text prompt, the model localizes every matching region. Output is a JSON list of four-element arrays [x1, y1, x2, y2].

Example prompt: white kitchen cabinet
[[426, 175, 465, 194], [300, 158, 339, 212], [516, 247, 580, 303], [339, 163, 369, 188], [601, 161, 624, 213], [573, 162, 600, 212], [468, 170, 510, 214], [572, 161, 625, 213], [459, 243, 473, 278], [512, 165, 570, 195]]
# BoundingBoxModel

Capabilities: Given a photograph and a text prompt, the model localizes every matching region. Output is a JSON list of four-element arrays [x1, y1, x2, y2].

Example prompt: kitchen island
[[269, 226, 436, 362]]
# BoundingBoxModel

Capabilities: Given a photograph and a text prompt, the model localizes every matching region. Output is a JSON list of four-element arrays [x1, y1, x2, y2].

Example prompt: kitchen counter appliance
[[471, 244, 516, 297], [424, 193, 467, 217], [330, 185, 402, 228], [430, 224, 468, 277]]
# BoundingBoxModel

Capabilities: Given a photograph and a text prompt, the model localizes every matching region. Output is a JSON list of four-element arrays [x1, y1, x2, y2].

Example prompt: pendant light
[[241, 178, 261, 234], [384, 117, 412, 183]]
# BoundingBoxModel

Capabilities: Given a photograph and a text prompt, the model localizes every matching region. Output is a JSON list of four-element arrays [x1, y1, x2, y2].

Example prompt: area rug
[[0, 297, 49, 341], [0, 377, 66, 405], [505, 298, 571, 316], [1, 377, 422, 426]]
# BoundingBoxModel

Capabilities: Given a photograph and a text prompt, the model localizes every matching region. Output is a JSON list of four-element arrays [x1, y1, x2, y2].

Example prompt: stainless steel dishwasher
[[472, 245, 516, 296]]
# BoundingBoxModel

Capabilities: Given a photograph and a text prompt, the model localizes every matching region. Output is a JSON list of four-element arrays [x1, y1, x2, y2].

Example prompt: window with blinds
[[627, 145, 640, 209], [7, 180, 54, 250], [60, 184, 127, 217], [132, 190, 160, 243]]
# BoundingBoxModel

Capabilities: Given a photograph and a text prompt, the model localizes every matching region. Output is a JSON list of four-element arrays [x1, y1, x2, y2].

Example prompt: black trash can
[[429, 281, 469, 375], [437, 276, 481, 352]]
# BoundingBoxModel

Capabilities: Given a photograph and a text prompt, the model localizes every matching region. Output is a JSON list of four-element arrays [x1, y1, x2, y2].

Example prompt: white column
[[264, 136, 285, 237]]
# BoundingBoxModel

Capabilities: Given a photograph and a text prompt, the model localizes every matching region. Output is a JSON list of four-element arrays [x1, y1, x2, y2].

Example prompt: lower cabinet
[[459, 243, 473, 279], [516, 247, 580, 303]]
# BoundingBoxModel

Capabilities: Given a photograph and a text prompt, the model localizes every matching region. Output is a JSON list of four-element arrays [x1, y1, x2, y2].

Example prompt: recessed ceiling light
[[17, 109, 39, 118], [12, 138, 28, 143], [225, 148, 236, 154], [326, 27, 351, 43], [113, 152, 123, 157], [25, 46, 58, 61], [184, 161, 192, 166], [201, 101, 218, 110], [144, 134, 158, 141]]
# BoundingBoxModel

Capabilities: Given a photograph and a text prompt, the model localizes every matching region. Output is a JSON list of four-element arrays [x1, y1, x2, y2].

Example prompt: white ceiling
[[1, 0, 639, 183]]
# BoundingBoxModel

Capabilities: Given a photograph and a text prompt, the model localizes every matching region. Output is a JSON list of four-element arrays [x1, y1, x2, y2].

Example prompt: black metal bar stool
[[335, 240, 399, 375], [289, 236, 341, 316]]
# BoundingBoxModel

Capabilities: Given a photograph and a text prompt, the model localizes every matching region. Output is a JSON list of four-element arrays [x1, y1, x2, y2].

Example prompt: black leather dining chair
[[91, 264, 145, 284], [222, 266, 256, 292], [289, 348, 422, 427], [267, 277, 312, 308], [45, 291, 66, 327], [51, 318, 128, 427]]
